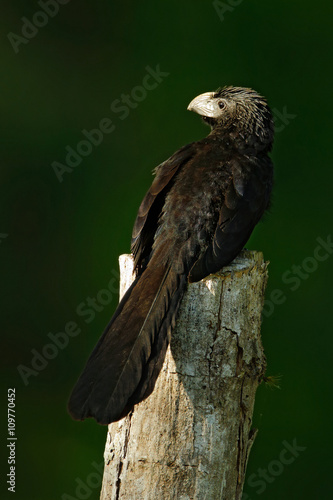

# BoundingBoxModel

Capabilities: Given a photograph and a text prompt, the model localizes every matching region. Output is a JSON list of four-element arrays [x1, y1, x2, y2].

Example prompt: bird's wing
[[131, 142, 196, 271], [189, 157, 273, 282]]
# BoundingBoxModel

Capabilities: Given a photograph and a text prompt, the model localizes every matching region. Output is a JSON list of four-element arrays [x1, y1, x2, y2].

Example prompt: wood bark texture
[[100, 250, 268, 500]]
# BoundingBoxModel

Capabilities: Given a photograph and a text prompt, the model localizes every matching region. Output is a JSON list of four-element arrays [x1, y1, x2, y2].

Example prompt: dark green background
[[1, 1, 332, 499]]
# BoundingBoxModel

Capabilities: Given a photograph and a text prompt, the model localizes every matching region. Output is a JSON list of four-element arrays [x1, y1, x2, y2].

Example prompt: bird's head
[[187, 86, 274, 152]]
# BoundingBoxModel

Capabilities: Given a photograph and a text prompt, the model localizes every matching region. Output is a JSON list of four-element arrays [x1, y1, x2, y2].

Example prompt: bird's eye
[[218, 101, 225, 109]]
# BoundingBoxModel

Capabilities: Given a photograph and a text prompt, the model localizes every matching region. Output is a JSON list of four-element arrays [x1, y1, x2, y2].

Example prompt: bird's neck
[[209, 126, 271, 157]]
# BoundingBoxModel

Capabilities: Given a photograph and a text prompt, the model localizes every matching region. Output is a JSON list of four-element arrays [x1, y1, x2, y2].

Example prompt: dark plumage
[[68, 86, 274, 425]]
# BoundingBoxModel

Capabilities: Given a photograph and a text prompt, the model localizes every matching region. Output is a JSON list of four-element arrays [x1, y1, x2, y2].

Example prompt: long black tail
[[68, 250, 187, 424]]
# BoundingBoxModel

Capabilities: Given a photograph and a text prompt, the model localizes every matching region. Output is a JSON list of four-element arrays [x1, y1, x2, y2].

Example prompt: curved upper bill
[[187, 92, 217, 117]]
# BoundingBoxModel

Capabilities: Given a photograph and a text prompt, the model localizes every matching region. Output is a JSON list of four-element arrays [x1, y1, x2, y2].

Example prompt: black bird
[[68, 86, 274, 425]]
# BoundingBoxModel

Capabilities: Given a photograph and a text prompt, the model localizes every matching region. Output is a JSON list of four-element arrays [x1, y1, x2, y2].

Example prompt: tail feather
[[68, 252, 187, 424], [125, 273, 187, 409]]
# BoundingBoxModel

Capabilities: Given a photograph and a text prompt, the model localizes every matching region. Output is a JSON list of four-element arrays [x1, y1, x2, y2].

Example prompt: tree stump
[[100, 250, 268, 500]]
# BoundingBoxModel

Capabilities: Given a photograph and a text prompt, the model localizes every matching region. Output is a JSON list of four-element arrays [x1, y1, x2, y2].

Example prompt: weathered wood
[[100, 250, 268, 500]]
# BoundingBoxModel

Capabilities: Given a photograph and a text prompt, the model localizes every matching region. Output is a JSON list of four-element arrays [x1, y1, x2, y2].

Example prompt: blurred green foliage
[[1, 1, 332, 498]]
